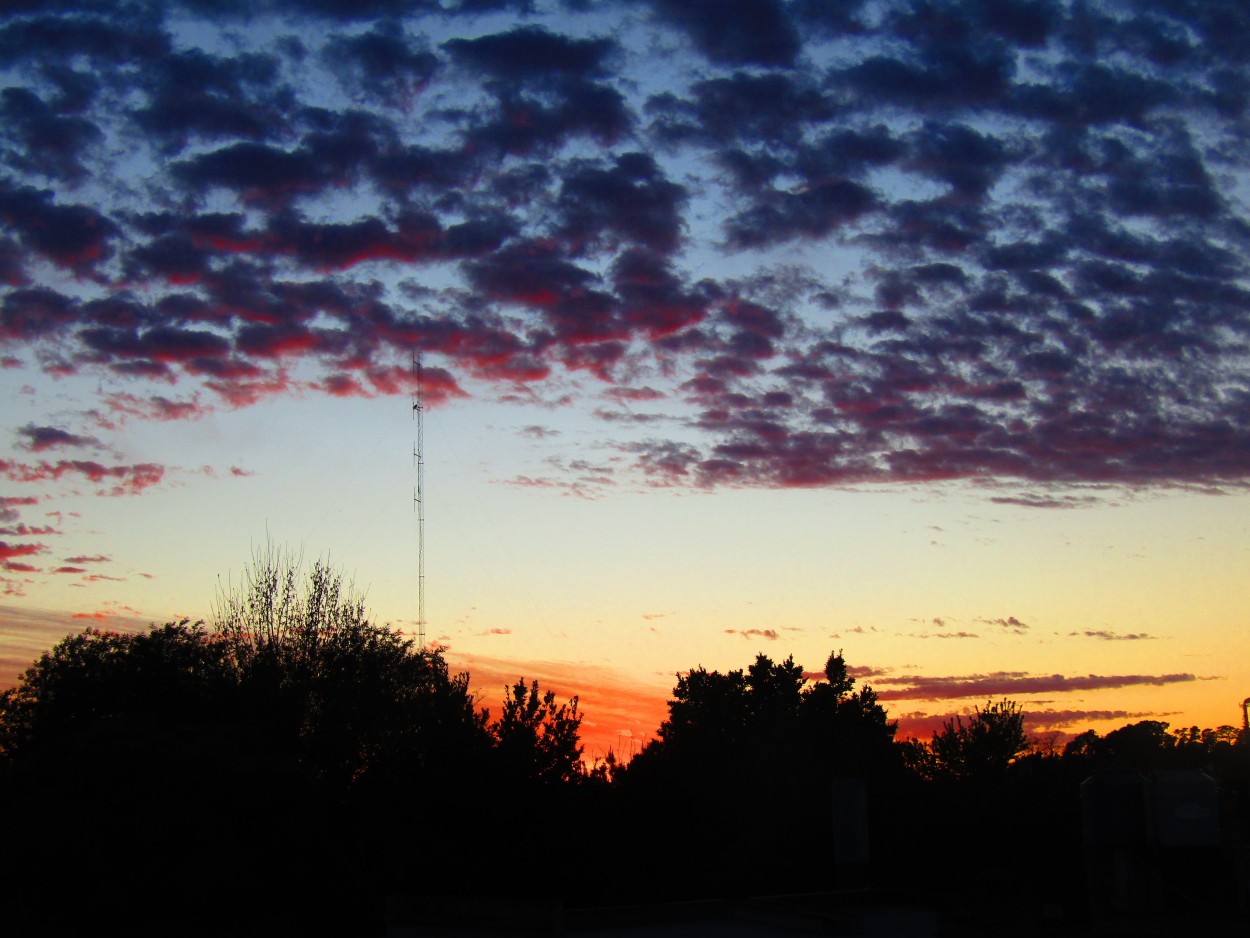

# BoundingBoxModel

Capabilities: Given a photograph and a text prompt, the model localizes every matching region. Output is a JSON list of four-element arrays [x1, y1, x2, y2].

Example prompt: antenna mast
[[412, 351, 425, 649]]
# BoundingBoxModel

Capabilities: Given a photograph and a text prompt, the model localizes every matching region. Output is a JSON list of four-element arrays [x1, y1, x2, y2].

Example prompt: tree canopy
[[3, 558, 1249, 931]]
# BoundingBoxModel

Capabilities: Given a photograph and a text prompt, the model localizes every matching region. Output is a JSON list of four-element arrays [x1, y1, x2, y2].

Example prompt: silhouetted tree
[[745, 652, 806, 728], [623, 650, 902, 896], [799, 650, 899, 779], [909, 698, 1027, 781], [0, 620, 230, 762], [492, 678, 584, 784], [212, 545, 488, 789], [642, 650, 898, 778], [1060, 719, 1179, 773], [1063, 720, 1250, 774], [1099, 719, 1174, 768], [0, 619, 340, 935], [1172, 723, 1241, 760], [655, 662, 748, 755]]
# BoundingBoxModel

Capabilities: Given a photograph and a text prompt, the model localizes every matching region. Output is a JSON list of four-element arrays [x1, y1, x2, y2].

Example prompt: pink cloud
[[0, 458, 165, 495], [0, 524, 58, 536], [100, 392, 211, 422], [0, 541, 44, 561]]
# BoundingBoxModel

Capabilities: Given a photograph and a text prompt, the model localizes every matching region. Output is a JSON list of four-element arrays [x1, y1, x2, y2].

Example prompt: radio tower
[[412, 351, 426, 649]]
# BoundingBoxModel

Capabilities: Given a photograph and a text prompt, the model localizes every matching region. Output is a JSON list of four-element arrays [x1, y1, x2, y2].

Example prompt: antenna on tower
[[412, 350, 425, 650]]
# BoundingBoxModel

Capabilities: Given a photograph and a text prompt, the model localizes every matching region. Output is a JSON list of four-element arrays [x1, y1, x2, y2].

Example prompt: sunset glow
[[3, 0, 1250, 755]]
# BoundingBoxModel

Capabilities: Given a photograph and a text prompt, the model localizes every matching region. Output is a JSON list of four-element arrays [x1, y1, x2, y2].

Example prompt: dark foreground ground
[[382, 888, 1249, 938]]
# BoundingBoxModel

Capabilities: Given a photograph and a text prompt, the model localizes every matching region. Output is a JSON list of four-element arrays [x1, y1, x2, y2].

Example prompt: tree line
[[3, 553, 1247, 935]]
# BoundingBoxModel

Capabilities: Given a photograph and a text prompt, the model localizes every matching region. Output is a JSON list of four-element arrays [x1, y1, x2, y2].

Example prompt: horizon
[[3, 0, 1250, 759], [1, 592, 1240, 762]]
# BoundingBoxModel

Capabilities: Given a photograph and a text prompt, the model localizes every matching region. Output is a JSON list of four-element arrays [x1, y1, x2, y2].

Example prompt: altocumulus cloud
[[0, 0, 1248, 502]]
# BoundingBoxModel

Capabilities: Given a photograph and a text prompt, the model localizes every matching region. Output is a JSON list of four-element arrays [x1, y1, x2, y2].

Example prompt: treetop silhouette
[[3, 554, 1249, 932]]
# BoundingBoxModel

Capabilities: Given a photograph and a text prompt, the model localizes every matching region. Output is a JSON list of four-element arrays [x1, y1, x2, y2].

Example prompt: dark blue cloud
[[0, 184, 119, 272], [0, 0, 1247, 494], [646, 0, 800, 67], [1, 87, 102, 181], [132, 48, 287, 153], [443, 25, 614, 84]]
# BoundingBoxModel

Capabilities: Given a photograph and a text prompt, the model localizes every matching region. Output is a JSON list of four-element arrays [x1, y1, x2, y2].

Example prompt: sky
[[2, 0, 1250, 760]]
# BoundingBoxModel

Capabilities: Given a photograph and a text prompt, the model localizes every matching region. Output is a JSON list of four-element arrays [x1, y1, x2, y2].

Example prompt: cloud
[[649, 71, 837, 153], [647, 0, 801, 67], [0, 459, 165, 495], [0, 0, 1247, 505], [989, 493, 1106, 509], [0, 495, 39, 524], [556, 153, 687, 254], [1025, 709, 1173, 731], [323, 21, 438, 106], [0, 541, 44, 562], [131, 46, 284, 154], [0, 184, 119, 273], [981, 615, 1029, 633], [724, 628, 780, 641], [1071, 630, 1157, 641], [443, 25, 614, 84], [0, 524, 57, 537], [849, 665, 891, 681], [504, 473, 612, 500], [102, 392, 210, 422], [444, 26, 630, 158], [1, 86, 102, 182], [874, 671, 1198, 702], [519, 425, 559, 440], [725, 179, 878, 250], [15, 424, 102, 452]]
